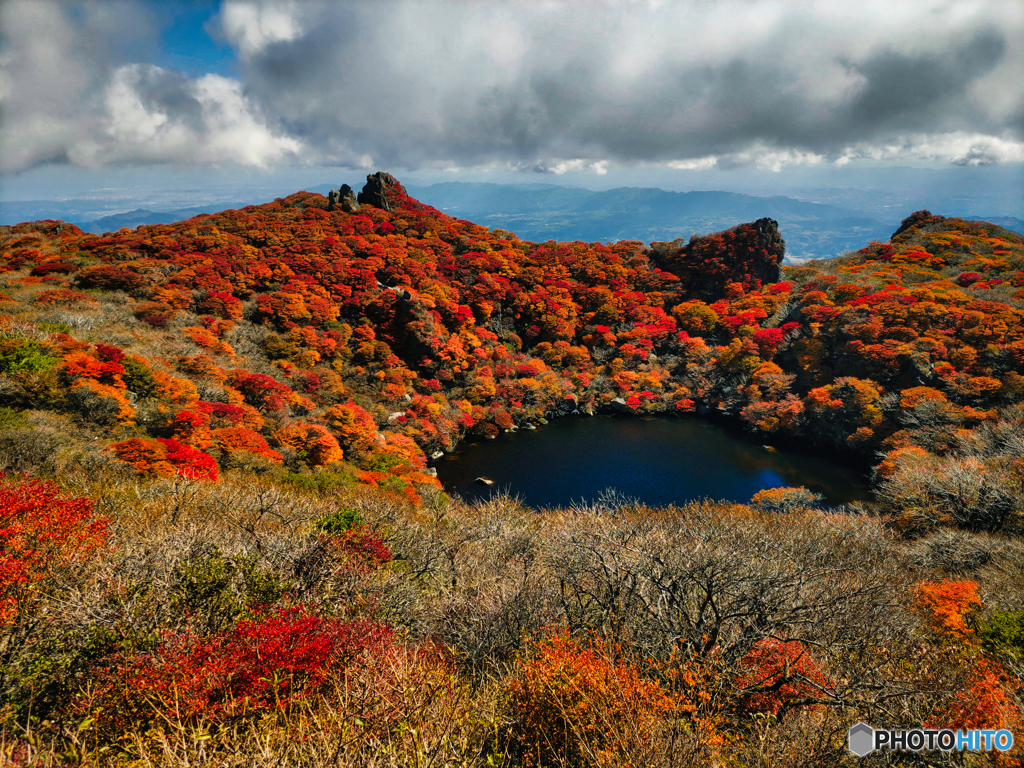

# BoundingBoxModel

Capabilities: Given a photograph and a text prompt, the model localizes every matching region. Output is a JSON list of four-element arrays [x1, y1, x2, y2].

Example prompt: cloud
[[217, 0, 303, 59], [216, 0, 1024, 172], [0, 1, 299, 173], [2, 0, 1023, 174]]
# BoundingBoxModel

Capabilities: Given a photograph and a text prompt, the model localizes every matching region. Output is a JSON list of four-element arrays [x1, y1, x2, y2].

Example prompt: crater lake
[[435, 415, 872, 508]]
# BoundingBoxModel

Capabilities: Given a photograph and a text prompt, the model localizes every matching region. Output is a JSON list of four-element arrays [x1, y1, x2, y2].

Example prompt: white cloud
[[834, 132, 1024, 166], [193, 74, 300, 166], [217, 0, 302, 59], [668, 157, 719, 171], [1, 1, 1022, 176]]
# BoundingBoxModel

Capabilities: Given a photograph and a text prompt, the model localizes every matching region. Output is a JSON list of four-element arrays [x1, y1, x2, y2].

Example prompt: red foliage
[[0, 476, 109, 626], [77, 265, 146, 292], [228, 371, 295, 412], [156, 439, 220, 481], [936, 657, 1024, 738], [93, 343, 125, 363], [108, 438, 219, 481], [333, 526, 393, 571], [733, 638, 831, 717], [752, 327, 785, 353], [87, 606, 396, 727]]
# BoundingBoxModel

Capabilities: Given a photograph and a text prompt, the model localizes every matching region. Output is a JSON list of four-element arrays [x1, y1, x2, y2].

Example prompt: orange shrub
[[274, 422, 344, 466], [69, 379, 135, 426], [915, 580, 981, 640], [938, 657, 1024, 744], [324, 400, 378, 450], [505, 631, 676, 767], [212, 427, 283, 463], [152, 370, 199, 405], [733, 638, 831, 717]]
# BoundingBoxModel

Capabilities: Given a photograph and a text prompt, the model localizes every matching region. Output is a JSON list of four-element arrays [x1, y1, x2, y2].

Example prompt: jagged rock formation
[[357, 172, 406, 211], [326, 185, 360, 213], [339, 184, 360, 213], [649, 217, 785, 300]]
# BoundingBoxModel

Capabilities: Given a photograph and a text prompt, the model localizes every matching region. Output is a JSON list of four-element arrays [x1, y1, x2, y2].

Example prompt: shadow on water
[[435, 414, 872, 509]]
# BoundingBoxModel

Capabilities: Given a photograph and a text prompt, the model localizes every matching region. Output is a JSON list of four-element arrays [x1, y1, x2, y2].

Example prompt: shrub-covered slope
[[2, 173, 1024, 766], [3, 173, 1023, 502]]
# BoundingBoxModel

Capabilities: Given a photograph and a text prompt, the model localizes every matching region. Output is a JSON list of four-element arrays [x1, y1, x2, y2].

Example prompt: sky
[[1, 0, 1022, 215]]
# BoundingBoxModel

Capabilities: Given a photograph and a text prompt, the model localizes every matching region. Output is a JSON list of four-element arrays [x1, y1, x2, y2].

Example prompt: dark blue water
[[435, 415, 871, 508]]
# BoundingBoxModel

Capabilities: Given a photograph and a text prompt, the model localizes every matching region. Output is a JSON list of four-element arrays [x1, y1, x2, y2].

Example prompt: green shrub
[[0, 406, 27, 430], [365, 451, 406, 473], [312, 507, 363, 534], [35, 321, 72, 335], [121, 357, 158, 399], [980, 610, 1024, 661], [0, 338, 59, 374], [170, 548, 290, 632]]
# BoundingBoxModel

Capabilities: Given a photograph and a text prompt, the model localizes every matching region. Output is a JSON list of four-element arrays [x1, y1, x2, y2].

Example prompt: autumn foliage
[[4, 178, 1024, 764], [2, 182, 1024, 527], [504, 631, 679, 766], [914, 579, 982, 640], [84, 606, 396, 733], [0, 476, 109, 626]]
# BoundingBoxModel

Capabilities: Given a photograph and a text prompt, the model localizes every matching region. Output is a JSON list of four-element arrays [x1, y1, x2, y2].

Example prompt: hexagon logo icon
[[848, 722, 875, 756]]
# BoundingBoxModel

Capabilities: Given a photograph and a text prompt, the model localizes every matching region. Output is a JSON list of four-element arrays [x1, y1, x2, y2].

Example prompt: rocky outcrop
[[339, 184, 360, 213], [357, 172, 406, 211], [649, 217, 785, 300], [327, 185, 361, 213], [892, 210, 946, 239]]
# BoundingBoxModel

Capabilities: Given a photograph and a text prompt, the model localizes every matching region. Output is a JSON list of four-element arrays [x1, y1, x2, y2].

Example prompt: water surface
[[435, 415, 871, 508]]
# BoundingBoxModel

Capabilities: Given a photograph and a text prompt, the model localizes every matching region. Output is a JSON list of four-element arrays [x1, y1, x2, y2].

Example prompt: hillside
[[1, 173, 1024, 765]]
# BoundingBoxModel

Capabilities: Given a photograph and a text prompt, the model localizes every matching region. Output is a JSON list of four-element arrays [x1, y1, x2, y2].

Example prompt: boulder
[[326, 189, 339, 211], [357, 172, 406, 211], [390, 285, 412, 301], [338, 184, 360, 213], [610, 397, 630, 412], [474, 476, 494, 486]]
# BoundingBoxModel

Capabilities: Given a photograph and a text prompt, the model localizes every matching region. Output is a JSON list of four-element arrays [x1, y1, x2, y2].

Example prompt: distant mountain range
[[4, 182, 1021, 263], [968, 216, 1024, 233], [404, 183, 898, 262], [74, 205, 251, 233]]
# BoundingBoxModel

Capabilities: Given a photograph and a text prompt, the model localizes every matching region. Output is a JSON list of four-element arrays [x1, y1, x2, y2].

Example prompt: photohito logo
[[848, 722, 1015, 756]]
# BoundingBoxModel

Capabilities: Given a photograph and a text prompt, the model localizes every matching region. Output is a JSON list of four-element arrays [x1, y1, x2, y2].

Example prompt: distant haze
[[1, 2, 1021, 227]]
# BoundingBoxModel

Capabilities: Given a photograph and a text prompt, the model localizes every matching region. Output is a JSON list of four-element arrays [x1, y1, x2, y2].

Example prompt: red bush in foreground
[[84, 606, 396, 730], [0, 477, 109, 626]]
